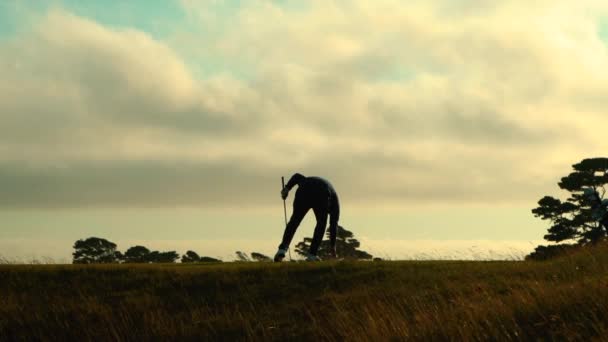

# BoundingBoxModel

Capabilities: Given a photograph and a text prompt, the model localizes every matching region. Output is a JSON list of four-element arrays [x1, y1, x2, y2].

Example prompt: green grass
[[2, 245, 608, 341]]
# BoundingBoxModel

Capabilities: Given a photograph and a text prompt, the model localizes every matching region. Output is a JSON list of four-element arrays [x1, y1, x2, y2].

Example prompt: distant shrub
[[181, 250, 201, 263], [295, 226, 373, 260], [199, 256, 222, 263], [235, 251, 250, 262], [72, 237, 121, 264], [525, 243, 579, 261], [250, 252, 271, 262], [123, 246, 151, 263]]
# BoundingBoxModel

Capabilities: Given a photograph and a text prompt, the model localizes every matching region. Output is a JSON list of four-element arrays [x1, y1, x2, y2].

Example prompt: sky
[[2, 0, 608, 262]]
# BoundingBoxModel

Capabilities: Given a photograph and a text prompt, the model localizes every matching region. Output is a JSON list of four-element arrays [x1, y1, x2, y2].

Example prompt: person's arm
[[281, 173, 305, 199], [285, 173, 305, 191]]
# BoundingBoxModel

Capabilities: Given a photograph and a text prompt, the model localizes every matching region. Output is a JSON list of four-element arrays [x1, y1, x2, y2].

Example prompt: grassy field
[[1, 245, 608, 341]]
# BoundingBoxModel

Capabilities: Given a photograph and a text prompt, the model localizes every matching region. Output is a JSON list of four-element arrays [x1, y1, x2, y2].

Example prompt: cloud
[[0, 160, 277, 209], [1, 3, 608, 208]]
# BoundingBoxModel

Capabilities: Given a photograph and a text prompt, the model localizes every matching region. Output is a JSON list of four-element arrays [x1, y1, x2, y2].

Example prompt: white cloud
[[1, 2, 608, 208]]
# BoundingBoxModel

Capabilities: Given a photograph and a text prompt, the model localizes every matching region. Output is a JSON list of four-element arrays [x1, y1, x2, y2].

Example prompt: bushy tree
[[251, 252, 271, 262], [123, 246, 179, 263], [72, 237, 121, 264], [148, 251, 180, 263], [123, 245, 151, 263], [199, 256, 222, 263], [235, 251, 250, 262], [295, 226, 373, 260], [532, 158, 608, 245], [525, 244, 579, 261], [181, 250, 200, 263], [182, 250, 222, 263]]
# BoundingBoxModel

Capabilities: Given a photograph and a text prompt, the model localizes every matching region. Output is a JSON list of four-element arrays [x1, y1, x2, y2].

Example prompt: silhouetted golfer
[[274, 173, 340, 262]]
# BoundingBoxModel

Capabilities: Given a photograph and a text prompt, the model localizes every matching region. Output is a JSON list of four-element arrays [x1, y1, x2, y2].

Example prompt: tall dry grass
[[1, 244, 607, 341]]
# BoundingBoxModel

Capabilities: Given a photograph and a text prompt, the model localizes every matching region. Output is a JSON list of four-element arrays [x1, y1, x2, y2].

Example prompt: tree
[[199, 256, 222, 263], [123, 246, 179, 263], [148, 251, 179, 263], [72, 237, 121, 264], [235, 251, 250, 262], [123, 245, 151, 263], [294, 226, 373, 260], [532, 158, 608, 245], [251, 252, 272, 262], [181, 250, 200, 263], [525, 243, 579, 261]]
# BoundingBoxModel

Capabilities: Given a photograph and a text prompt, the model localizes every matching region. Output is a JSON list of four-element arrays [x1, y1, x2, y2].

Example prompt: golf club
[[282, 176, 292, 261]]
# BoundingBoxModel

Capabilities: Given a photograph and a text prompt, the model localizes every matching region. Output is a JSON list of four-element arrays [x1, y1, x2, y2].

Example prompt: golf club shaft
[[281, 176, 292, 261]]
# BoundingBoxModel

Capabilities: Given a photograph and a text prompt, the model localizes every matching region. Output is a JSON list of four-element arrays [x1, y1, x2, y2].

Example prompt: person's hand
[[281, 188, 289, 200]]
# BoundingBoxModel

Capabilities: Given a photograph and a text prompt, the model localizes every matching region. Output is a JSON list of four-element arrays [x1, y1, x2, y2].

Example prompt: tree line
[[72, 226, 373, 264], [72, 237, 222, 264]]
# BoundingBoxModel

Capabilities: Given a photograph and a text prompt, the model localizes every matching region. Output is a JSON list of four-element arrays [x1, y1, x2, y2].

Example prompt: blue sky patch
[[599, 17, 608, 44]]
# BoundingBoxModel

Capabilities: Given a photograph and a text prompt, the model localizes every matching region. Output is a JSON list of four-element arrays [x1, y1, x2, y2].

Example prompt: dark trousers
[[279, 189, 329, 255]]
